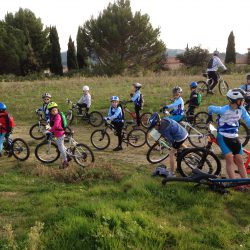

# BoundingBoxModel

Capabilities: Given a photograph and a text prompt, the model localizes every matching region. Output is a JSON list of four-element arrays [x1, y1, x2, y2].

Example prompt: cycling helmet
[[226, 88, 246, 103], [172, 86, 182, 94], [148, 112, 161, 130], [133, 82, 142, 89], [246, 73, 250, 80], [110, 96, 119, 102], [83, 85, 90, 91], [47, 102, 58, 110], [213, 50, 219, 56], [190, 81, 198, 88], [42, 93, 51, 99], [0, 102, 7, 111]]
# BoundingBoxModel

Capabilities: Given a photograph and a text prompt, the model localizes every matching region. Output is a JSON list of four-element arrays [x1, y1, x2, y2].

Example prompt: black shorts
[[172, 137, 187, 149]]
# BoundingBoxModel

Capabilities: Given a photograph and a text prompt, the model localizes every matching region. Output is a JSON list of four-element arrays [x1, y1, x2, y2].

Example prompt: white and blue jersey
[[37, 103, 50, 122], [164, 97, 184, 116], [208, 104, 250, 138], [107, 106, 124, 123], [131, 90, 141, 107]]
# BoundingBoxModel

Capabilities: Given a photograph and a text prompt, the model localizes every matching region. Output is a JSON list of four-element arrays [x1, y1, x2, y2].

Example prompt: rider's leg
[[234, 154, 248, 178], [208, 71, 218, 90], [224, 153, 237, 179], [135, 105, 141, 126], [56, 136, 68, 167], [169, 148, 177, 174], [168, 115, 184, 122]]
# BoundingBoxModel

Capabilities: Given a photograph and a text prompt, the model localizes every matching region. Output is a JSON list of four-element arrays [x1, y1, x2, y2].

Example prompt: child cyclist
[[46, 102, 68, 168], [0, 103, 15, 157], [161, 86, 184, 122], [36, 93, 52, 123], [207, 88, 250, 180], [76, 85, 91, 116], [148, 112, 188, 177], [105, 96, 124, 151], [130, 82, 142, 127], [240, 73, 250, 112]]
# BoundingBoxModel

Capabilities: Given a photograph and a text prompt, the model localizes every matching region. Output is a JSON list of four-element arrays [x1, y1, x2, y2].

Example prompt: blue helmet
[[0, 102, 7, 111], [190, 81, 198, 88], [148, 112, 161, 130], [110, 96, 119, 102]]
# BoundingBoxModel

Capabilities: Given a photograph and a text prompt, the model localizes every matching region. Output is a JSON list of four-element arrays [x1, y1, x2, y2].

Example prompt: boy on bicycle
[[161, 86, 184, 122], [130, 82, 143, 127], [207, 88, 250, 179], [240, 73, 250, 112], [36, 93, 52, 123], [148, 112, 188, 177], [46, 102, 68, 168], [105, 96, 124, 151], [77, 85, 91, 116], [0, 103, 15, 157]]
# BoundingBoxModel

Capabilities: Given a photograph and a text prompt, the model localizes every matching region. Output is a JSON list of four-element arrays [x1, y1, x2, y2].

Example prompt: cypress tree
[[76, 26, 88, 69], [67, 36, 78, 71], [247, 48, 250, 65], [49, 26, 63, 75], [225, 31, 236, 64]]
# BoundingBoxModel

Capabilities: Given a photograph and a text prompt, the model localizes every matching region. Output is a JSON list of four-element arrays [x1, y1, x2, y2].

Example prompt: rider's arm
[[241, 107, 250, 128], [77, 95, 84, 104], [215, 57, 227, 71], [49, 115, 61, 133], [109, 107, 122, 121], [164, 99, 180, 109], [85, 94, 91, 108], [131, 91, 140, 103], [208, 105, 226, 115]]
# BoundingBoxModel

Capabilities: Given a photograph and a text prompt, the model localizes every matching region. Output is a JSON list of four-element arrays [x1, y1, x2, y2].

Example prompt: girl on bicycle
[[76, 85, 91, 116], [208, 88, 250, 179], [47, 102, 68, 168], [105, 96, 124, 151]]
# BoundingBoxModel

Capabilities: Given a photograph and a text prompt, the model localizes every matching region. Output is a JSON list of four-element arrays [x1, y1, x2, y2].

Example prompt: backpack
[[0, 113, 14, 133], [197, 93, 202, 105], [117, 104, 125, 120], [207, 57, 214, 69], [59, 112, 68, 130]]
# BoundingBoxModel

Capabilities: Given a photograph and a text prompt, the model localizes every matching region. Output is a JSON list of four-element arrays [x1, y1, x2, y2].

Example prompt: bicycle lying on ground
[[35, 128, 94, 167], [2, 133, 30, 161], [29, 110, 47, 140], [197, 73, 229, 96], [65, 99, 103, 127], [120, 101, 152, 129], [90, 120, 146, 150], [161, 167, 250, 194]]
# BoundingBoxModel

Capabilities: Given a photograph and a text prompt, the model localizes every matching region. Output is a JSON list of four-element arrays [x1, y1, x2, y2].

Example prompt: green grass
[[0, 73, 250, 249]]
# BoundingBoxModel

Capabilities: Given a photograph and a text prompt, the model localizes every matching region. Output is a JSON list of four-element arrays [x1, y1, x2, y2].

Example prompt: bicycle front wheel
[[89, 111, 103, 127], [238, 121, 250, 147], [187, 123, 208, 148], [73, 143, 95, 167], [146, 130, 157, 148], [29, 123, 46, 140], [90, 129, 110, 150], [12, 138, 30, 161], [127, 128, 146, 147], [146, 140, 171, 164], [35, 141, 60, 163], [218, 80, 229, 96], [177, 148, 221, 177], [140, 112, 152, 128], [193, 111, 209, 124], [197, 80, 208, 95], [66, 111, 74, 125]]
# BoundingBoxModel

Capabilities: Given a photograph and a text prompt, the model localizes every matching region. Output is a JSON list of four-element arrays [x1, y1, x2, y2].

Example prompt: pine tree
[[49, 26, 63, 75], [67, 36, 78, 71], [225, 31, 236, 64], [76, 26, 89, 69]]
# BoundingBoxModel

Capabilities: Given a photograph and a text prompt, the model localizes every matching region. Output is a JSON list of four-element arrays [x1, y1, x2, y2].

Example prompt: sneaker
[[233, 185, 249, 192], [208, 90, 215, 94], [113, 146, 123, 151], [168, 172, 176, 178]]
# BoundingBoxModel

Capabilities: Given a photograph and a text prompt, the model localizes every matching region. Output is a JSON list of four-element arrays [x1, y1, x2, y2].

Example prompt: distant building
[[163, 57, 183, 70]]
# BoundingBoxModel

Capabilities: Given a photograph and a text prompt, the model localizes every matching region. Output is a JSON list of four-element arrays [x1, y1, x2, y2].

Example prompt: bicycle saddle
[[191, 168, 218, 180]]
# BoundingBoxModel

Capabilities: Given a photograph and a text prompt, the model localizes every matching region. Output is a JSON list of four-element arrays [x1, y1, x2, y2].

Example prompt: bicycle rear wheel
[[73, 143, 95, 167], [127, 128, 146, 147], [238, 121, 250, 147], [218, 80, 229, 96], [147, 140, 171, 164], [187, 123, 208, 147], [197, 80, 208, 95], [146, 130, 157, 148], [90, 129, 110, 150], [29, 123, 46, 140], [35, 141, 60, 163], [12, 138, 30, 161], [140, 112, 152, 128], [177, 148, 221, 177], [89, 111, 103, 127]]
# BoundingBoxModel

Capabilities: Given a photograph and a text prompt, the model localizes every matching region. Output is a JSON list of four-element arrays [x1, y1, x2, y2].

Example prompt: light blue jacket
[[164, 97, 184, 116]]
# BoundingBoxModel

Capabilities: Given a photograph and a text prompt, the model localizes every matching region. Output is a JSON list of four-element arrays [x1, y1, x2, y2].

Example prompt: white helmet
[[42, 93, 51, 99], [172, 86, 182, 94], [83, 85, 90, 91], [213, 50, 219, 56], [110, 96, 119, 102], [133, 82, 142, 88], [226, 88, 246, 103]]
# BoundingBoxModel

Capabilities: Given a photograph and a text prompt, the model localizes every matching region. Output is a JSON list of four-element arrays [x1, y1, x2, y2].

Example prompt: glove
[[130, 93, 133, 98], [206, 115, 213, 124]]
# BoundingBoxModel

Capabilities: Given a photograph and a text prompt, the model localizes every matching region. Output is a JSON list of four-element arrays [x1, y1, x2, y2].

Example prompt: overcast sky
[[1, 0, 250, 53]]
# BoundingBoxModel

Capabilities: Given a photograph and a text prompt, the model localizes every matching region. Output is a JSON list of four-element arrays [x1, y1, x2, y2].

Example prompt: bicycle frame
[[66, 99, 88, 118], [180, 120, 205, 140]]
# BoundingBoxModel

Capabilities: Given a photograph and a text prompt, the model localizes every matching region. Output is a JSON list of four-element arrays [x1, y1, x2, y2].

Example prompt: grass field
[[0, 73, 250, 249]]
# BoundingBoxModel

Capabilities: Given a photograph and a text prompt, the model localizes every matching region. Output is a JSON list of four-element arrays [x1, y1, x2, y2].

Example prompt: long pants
[[77, 103, 89, 114], [207, 71, 218, 90], [0, 133, 6, 153], [186, 106, 196, 123], [56, 136, 67, 161], [135, 105, 141, 126], [112, 122, 124, 147]]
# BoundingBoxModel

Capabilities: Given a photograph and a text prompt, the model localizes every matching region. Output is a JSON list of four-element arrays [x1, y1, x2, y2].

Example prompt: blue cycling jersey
[[208, 104, 250, 138], [158, 117, 188, 144], [38, 103, 50, 122], [108, 106, 124, 123], [131, 90, 141, 106], [164, 97, 184, 116]]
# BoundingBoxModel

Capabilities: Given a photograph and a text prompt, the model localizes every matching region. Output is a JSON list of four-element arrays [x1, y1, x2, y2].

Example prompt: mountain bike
[[29, 110, 47, 140], [120, 101, 152, 129], [90, 120, 146, 150], [35, 128, 94, 167], [2, 135, 30, 161], [197, 73, 229, 96], [65, 99, 103, 127], [161, 167, 250, 194]]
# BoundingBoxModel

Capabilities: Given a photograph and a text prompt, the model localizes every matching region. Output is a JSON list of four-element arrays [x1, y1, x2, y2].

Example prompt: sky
[[1, 0, 250, 53]]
